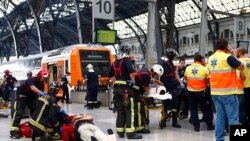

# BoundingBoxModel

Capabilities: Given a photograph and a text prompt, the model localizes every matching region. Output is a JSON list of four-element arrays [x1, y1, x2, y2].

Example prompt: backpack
[[19, 122, 32, 138], [62, 124, 77, 141]]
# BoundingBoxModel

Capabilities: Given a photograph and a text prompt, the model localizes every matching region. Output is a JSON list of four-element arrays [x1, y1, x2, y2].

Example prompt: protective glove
[[127, 80, 135, 86], [39, 91, 48, 96], [58, 127, 62, 133], [58, 109, 66, 115], [180, 82, 185, 89]]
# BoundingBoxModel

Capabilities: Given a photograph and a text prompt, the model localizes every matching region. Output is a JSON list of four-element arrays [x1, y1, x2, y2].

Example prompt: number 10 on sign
[[92, 0, 114, 42], [92, 0, 115, 20]]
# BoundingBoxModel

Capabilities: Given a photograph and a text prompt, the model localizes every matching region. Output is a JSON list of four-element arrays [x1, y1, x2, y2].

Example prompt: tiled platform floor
[[0, 103, 229, 141]]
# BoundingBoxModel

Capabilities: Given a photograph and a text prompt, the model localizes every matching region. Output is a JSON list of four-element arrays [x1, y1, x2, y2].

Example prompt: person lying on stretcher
[[144, 64, 172, 100]]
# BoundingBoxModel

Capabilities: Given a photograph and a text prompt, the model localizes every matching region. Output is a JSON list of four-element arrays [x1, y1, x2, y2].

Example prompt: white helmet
[[86, 64, 94, 72], [152, 64, 164, 77], [160, 56, 168, 62]]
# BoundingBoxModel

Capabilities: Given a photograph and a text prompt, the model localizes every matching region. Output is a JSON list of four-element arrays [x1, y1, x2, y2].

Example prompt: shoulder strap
[[113, 59, 124, 78], [136, 71, 150, 83]]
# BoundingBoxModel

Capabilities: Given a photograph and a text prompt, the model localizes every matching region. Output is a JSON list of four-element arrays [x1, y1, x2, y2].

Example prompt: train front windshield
[[79, 50, 111, 77]]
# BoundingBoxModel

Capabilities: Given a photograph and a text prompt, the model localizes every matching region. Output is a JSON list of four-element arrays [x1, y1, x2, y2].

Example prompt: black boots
[[118, 132, 142, 139], [136, 128, 150, 134], [127, 133, 143, 139], [172, 112, 181, 128], [10, 131, 20, 139]]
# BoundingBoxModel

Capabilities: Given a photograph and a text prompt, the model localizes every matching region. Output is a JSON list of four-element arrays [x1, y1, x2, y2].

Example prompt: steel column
[[165, 0, 176, 51], [199, 0, 208, 56], [155, 0, 163, 60], [146, 1, 157, 69]]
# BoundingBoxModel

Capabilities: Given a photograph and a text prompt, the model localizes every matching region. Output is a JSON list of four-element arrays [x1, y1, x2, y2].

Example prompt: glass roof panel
[[1, 0, 250, 39], [112, 0, 250, 39]]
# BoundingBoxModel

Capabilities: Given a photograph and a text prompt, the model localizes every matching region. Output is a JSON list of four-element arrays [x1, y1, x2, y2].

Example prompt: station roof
[[0, 0, 249, 58], [110, 0, 250, 38]]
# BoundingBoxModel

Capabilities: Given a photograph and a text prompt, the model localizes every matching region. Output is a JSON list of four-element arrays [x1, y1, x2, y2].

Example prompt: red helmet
[[4, 70, 10, 75], [37, 68, 50, 79]]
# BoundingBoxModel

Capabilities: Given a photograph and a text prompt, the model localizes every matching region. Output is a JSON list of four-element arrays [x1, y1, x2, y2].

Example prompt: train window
[[58, 66, 63, 78], [28, 58, 42, 68], [247, 28, 250, 36], [80, 50, 109, 60], [65, 60, 69, 74], [79, 50, 110, 77]]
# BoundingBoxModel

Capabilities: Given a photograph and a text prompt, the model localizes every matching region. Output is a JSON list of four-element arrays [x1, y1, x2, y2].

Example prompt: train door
[[57, 60, 64, 97], [41, 63, 49, 91], [48, 64, 57, 83]]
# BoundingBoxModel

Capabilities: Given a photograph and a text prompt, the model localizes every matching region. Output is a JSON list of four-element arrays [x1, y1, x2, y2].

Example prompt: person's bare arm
[[236, 63, 244, 71], [240, 71, 246, 81], [30, 85, 42, 95], [130, 73, 135, 81], [174, 70, 182, 84], [151, 78, 163, 85]]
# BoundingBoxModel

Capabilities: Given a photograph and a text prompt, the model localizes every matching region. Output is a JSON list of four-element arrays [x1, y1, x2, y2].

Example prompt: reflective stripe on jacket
[[185, 63, 208, 92], [208, 50, 237, 95], [236, 69, 244, 94]]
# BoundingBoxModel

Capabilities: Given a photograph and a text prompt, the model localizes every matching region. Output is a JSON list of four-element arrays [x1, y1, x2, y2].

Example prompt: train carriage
[[0, 44, 113, 97]]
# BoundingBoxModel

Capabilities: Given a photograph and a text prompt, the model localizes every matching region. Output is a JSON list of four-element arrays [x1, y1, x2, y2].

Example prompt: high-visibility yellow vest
[[239, 57, 250, 88], [236, 69, 244, 94], [185, 63, 208, 91], [208, 50, 238, 95]]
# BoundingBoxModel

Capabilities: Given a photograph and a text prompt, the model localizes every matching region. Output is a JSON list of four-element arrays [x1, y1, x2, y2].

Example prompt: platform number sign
[[234, 17, 245, 34], [93, 0, 114, 20]]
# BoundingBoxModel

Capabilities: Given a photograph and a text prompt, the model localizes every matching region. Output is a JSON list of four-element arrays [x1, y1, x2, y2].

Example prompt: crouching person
[[71, 115, 116, 141], [29, 81, 61, 141]]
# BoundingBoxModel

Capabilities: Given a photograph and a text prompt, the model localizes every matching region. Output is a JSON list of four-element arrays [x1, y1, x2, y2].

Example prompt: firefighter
[[109, 43, 142, 139], [184, 54, 214, 132], [0, 70, 17, 108], [61, 72, 71, 104], [158, 48, 183, 128], [84, 64, 100, 109], [10, 69, 49, 139], [30, 81, 61, 141], [134, 65, 153, 134]]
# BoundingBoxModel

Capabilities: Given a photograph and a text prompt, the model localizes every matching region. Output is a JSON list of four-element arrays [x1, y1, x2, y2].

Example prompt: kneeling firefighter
[[29, 81, 61, 141], [10, 69, 49, 139]]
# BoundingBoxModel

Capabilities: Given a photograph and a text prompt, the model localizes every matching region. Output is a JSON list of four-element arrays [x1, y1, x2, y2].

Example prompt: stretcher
[[143, 85, 172, 129]]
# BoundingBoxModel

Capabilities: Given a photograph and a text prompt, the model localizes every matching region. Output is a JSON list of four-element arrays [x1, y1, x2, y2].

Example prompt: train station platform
[[0, 103, 228, 141]]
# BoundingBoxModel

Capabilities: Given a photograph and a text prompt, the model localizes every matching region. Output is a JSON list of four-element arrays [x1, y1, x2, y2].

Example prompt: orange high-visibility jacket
[[208, 50, 238, 95], [185, 63, 208, 92]]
